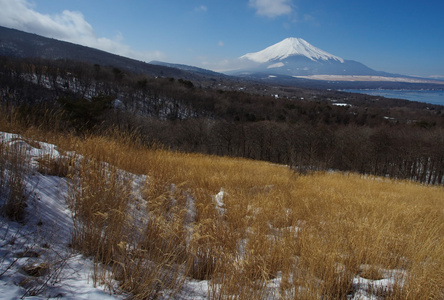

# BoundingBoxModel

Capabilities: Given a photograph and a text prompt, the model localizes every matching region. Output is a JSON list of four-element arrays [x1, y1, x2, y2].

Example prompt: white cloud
[[249, 0, 294, 18], [0, 0, 166, 62]]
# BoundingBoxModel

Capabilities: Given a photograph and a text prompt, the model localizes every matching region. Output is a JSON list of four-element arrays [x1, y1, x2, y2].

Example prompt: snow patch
[[267, 62, 285, 69], [214, 188, 226, 216]]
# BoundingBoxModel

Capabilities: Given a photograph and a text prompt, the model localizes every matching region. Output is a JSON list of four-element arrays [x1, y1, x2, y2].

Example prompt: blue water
[[343, 89, 444, 106]]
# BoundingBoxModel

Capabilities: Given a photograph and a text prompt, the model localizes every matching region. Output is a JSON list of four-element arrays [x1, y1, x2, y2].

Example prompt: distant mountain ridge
[[232, 37, 397, 77], [149, 60, 227, 77], [0, 26, 219, 81]]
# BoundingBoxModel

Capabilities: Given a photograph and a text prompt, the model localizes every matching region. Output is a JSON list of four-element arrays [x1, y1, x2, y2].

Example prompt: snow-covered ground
[[0, 131, 402, 299], [0, 132, 125, 299]]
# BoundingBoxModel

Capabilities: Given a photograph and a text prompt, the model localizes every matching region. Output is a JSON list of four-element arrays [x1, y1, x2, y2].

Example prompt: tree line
[[1, 56, 443, 184]]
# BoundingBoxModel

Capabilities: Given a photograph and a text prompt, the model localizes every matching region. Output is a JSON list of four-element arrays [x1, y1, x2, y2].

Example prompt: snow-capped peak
[[240, 37, 344, 63]]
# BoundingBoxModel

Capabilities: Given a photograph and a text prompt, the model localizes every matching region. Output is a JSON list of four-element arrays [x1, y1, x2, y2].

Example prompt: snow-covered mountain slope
[[240, 37, 344, 63], [233, 37, 395, 78]]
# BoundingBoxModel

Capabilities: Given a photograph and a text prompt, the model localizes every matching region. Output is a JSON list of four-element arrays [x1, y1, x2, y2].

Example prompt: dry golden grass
[[1, 111, 443, 299], [36, 153, 73, 177], [112, 146, 442, 299], [0, 137, 31, 221]]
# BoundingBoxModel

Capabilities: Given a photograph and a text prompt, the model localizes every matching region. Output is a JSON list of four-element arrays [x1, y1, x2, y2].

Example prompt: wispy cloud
[[0, 0, 166, 62], [194, 5, 208, 12], [200, 57, 261, 73], [249, 0, 294, 18], [428, 75, 444, 79]]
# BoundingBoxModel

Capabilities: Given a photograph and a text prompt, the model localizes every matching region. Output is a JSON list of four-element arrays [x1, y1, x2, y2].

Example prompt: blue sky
[[1, 0, 443, 78]]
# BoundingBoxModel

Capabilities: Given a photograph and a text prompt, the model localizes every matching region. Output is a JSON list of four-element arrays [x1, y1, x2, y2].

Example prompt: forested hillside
[[1, 56, 443, 184]]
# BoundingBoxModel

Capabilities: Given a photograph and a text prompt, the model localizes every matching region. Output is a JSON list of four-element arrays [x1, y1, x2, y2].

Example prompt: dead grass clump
[[68, 157, 133, 262], [36, 153, 73, 177], [117, 215, 188, 298], [208, 271, 271, 300], [0, 139, 31, 222], [22, 263, 49, 277], [359, 265, 384, 281]]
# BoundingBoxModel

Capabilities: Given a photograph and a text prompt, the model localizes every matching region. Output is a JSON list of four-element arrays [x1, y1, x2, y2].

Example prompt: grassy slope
[[1, 117, 443, 298]]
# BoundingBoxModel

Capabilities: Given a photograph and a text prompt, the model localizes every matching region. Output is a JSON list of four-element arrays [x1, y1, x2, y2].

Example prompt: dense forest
[[1, 56, 443, 184]]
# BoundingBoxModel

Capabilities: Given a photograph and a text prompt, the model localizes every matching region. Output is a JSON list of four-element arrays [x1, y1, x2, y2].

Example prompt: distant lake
[[342, 89, 444, 106]]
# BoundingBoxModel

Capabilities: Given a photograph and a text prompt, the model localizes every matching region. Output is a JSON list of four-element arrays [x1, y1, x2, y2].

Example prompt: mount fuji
[[230, 38, 394, 78]]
